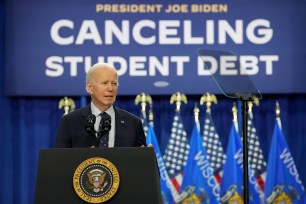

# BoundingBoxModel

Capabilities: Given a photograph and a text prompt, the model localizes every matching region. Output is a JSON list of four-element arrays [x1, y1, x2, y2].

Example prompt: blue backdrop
[[4, 0, 306, 96]]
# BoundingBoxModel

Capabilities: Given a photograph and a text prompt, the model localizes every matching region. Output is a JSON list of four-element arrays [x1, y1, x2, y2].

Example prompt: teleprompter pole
[[238, 94, 254, 204]]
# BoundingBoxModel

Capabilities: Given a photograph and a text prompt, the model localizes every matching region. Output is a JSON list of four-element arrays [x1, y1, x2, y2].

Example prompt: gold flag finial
[[276, 100, 282, 129], [59, 97, 75, 115], [200, 93, 217, 113], [276, 100, 281, 118], [247, 96, 259, 120], [247, 96, 259, 114], [170, 92, 187, 111], [232, 102, 238, 123], [149, 104, 154, 126], [232, 102, 239, 131], [194, 103, 200, 123], [135, 92, 152, 113]]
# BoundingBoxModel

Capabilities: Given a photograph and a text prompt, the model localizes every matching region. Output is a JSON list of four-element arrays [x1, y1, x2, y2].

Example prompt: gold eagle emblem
[[87, 169, 108, 193], [58, 96, 75, 115]]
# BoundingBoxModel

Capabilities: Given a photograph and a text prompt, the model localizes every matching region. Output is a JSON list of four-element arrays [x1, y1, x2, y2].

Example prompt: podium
[[34, 147, 162, 204]]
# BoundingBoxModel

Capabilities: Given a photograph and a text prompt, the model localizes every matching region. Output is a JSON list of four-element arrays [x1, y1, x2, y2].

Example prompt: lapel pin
[[121, 121, 125, 124]]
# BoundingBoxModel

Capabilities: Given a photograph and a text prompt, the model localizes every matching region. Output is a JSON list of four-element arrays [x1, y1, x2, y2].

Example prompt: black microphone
[[100, 113, 111, 133], [85, 114, 96, 135]]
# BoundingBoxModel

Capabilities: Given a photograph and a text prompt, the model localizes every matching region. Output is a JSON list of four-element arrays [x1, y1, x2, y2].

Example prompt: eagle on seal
[[87, 169, 107, 193]]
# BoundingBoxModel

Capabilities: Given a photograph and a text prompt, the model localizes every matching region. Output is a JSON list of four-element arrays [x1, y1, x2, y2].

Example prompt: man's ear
[[86, 82, 93, 94]]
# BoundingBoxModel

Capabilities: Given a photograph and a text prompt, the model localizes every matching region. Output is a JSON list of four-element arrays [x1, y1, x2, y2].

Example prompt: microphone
[[85, 114, 96, 135], [100, 113, 111, 133]]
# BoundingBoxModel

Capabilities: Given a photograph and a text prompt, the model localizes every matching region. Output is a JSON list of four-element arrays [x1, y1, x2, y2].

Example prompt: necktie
[[99, 112, 110, 147]]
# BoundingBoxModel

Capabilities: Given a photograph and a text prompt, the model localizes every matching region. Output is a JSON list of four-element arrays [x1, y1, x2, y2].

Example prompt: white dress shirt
[[91, 102, 115, 147]]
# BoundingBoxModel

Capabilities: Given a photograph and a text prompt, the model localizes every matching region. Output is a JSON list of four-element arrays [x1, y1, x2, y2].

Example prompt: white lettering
[[183, 21, 204, 44], [198, 56, 218, 75], [105, 20, 129, 44], [198, 55, 278, 76], [133, 20, 156, 45], [259, 55, 279, 75], [50, 20, 74, 45], [194, 151, 220, 199], [75, 20, 102, 45], [50, 19, 274, 45], [280, 148, 304, 190], [45, 56, 64, 76], [171, 56, 189, 76], [219, 20, 243, 44], [247, 19, 273, 44], [220, 56, 238, 75], [159, 20, 180, 44]]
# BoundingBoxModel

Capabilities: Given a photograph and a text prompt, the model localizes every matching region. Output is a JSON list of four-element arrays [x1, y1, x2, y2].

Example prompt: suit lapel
[[81, 104, 92, 117]]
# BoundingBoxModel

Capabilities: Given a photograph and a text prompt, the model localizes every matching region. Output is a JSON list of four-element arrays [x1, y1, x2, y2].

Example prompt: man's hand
[[140, 144, 153, 147]]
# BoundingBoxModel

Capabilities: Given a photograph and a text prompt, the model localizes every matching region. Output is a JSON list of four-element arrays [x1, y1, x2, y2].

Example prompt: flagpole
[[238, 94, 253, 204]]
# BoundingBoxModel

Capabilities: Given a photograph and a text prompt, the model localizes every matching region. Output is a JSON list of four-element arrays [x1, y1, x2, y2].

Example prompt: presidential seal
[[73, 157, 120, 203]]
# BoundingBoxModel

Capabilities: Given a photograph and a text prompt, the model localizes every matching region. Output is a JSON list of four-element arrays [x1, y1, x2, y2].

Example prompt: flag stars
[[247, 116, 267, 179], [163, 112, 189, 179], [201, 114, 226, 175]]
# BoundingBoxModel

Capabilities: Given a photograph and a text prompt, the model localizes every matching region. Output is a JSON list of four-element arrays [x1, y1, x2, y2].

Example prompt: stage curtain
[[1, 94, 306, 204]]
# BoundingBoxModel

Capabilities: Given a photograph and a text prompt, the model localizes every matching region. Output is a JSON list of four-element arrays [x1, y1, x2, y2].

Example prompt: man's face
[[87, 68, 118, 111]]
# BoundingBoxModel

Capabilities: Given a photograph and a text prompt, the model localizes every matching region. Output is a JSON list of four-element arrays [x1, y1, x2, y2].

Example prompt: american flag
[[163, 110, 190, 191], [202, 112, 226, 184], [247, 112, 267, 191]]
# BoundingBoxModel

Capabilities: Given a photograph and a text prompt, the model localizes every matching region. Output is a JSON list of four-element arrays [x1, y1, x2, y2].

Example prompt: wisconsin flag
[[264, 122, 306, 204], [220, 123, 262, 203], [180, 124, 220, 204], [146, 125, 178, 204]]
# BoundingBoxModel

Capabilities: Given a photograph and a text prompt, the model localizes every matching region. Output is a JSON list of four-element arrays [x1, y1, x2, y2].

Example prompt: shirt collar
[[91, 102, 115, 117]]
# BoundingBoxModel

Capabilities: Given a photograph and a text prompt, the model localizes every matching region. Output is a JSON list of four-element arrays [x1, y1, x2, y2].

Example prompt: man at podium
[[54, 62, 146, 148]]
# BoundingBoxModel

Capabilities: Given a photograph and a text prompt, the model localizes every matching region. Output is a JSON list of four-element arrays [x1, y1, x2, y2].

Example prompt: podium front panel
[[34, 147, 162, 204]]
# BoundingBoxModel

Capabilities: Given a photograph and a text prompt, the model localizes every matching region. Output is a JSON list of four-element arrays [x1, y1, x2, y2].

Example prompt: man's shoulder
[[115, 107, 139, 120], [62, 105, 90, 119]]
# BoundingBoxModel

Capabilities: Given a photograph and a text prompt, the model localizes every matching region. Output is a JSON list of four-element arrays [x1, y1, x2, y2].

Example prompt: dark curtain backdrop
[[1, 3, 306, 204], [1, 94, 306, 204]]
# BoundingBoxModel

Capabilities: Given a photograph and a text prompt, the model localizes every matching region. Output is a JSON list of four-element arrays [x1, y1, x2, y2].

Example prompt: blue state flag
[[220, 123, 262, 203], [146, 125, 177, 204], [180, 124, 220, 204], [264, 122, 306, 204]]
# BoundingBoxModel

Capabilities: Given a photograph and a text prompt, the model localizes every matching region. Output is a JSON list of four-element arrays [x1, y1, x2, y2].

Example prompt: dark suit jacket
[[54, 105, 146, 148]]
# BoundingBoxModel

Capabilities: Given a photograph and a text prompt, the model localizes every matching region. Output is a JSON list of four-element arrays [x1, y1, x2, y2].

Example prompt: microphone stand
[[92, 130, 109, 147], [85, 127, 100, 147], [86, 115, 111, 147]]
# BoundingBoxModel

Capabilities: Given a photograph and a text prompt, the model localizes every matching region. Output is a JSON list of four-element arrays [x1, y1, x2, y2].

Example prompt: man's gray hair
[[86, 62, 118, 82], [86, 62, 119, 93]]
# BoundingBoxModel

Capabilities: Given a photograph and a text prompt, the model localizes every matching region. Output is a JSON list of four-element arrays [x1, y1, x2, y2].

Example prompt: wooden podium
[[34, 147, 162, 204]]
